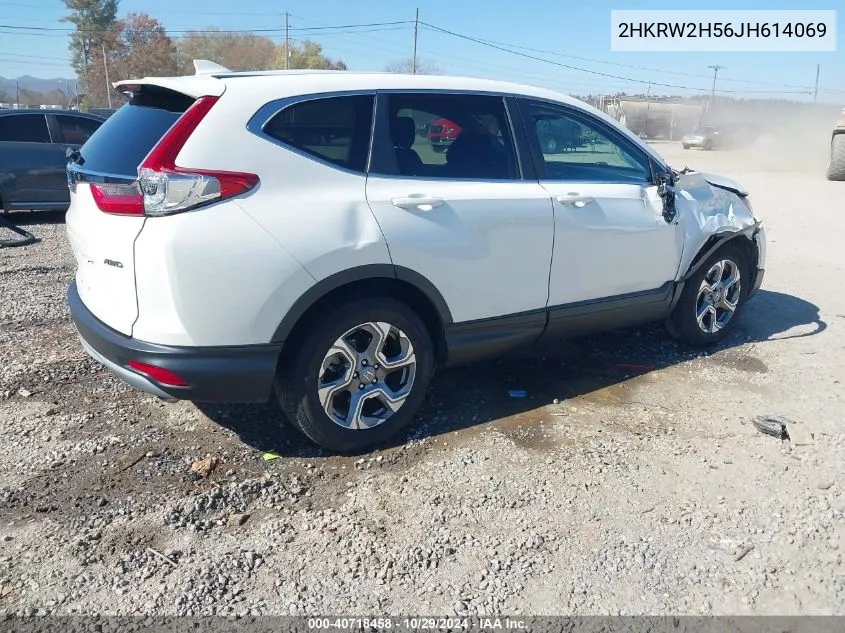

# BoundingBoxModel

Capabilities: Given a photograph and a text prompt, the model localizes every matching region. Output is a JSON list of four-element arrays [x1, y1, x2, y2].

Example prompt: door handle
[[391, 196, 445, 211], [555, 193, 593, 208]]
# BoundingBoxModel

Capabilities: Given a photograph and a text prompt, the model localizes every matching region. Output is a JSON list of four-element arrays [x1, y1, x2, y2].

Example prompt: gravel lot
[[1, 142, 843, 617]]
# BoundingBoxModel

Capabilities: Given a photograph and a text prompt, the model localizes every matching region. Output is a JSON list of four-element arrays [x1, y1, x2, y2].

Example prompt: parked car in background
[[681, 125, 722, 150], [89, 107, 119, 119], [0, 109, 104, 212], [66, 64, 766, 453], [427, 117, 461, 152]]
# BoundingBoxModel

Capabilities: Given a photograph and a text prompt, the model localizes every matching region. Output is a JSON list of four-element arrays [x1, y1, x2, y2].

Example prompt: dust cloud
[[707, 100, 840, 173]]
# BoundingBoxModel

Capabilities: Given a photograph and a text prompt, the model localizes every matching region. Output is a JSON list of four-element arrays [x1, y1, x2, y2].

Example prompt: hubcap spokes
[[318, 321, 416, 430], [696, 259, 741, 334]]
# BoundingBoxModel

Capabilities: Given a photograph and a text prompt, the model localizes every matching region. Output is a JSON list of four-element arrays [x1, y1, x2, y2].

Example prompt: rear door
[[365, 92, 554, 325], [0, 113, 64, 208], [66, 90, 196, 335]]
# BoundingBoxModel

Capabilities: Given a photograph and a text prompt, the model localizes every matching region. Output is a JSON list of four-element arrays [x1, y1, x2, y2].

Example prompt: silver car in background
[[682, 125, 721, 150]]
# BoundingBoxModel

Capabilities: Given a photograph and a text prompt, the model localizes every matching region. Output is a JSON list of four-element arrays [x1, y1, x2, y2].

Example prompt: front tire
[[826, 134, 845, 181], [667, 243, 750, 347], [276, 298, 434, 453]]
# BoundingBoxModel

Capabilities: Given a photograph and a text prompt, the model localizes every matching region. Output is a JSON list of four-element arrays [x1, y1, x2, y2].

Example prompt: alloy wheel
[[696, 259, 741, 334], [317, 321, 416, 430]]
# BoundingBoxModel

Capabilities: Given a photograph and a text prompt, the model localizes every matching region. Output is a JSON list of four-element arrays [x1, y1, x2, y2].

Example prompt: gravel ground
[[0, 144, 843, 616]]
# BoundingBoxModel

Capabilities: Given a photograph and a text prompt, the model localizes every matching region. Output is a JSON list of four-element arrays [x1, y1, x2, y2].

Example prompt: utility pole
[[412, 8, 419, 74], [814, 64, 820, 102], [102, 43, 112, 108], [645, 81, 651, 138], [285, 12, 290, 70], [707, 64, 723, 116], [82, 42, 90, 110], [15, 79, 19, 107]]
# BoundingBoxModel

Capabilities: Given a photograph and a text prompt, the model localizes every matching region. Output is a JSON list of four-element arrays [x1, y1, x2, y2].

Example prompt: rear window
[[0, 114, 50, 143], [79, 91, 194, 176]]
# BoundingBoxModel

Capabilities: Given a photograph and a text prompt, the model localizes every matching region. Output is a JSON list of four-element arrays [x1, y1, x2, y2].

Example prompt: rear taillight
[[93, 95, 259, 217], [90, 182, 144, 215]]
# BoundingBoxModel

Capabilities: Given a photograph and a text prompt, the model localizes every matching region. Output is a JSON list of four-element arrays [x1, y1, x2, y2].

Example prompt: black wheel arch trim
[[270, 264, 453, 344], [681, 222, 762, 282]]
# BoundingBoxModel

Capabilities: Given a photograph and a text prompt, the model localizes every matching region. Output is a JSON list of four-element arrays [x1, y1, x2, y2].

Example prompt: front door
[[519, 98, 682, 307]]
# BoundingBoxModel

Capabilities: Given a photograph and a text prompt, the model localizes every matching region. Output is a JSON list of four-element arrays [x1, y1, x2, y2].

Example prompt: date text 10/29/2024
[[307, 617, 527, 631]]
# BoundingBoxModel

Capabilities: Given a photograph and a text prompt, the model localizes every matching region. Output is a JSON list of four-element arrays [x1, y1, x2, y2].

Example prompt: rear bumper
[[68, 281, 282, 403]]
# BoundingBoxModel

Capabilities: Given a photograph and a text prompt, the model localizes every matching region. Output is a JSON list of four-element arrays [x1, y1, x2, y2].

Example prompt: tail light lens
[[94, 95, 259, 217], [90, 182, 143, 215]]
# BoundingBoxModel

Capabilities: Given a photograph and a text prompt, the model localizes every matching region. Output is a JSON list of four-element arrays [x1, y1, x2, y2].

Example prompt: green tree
[[61, 0, 119, 85], [276, 39, 347, 70]]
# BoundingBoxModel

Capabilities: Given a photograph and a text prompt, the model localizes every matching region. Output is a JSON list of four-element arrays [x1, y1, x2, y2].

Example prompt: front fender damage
[[672, 170, 763, 279]]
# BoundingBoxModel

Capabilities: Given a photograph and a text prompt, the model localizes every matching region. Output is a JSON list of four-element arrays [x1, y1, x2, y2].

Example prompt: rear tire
[[826, 134, 845, 181], [667, 243, 750, 347], [276, 297, 434, 453]]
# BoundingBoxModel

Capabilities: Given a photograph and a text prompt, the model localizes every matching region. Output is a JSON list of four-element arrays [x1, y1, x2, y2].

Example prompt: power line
[[420, 22, 812, 95], [419, 25, 818, 91], [0, 21, 413, 34]]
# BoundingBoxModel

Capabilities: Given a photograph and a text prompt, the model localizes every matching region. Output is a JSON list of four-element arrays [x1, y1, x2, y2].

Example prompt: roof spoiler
[[193, 60, 231, 75]]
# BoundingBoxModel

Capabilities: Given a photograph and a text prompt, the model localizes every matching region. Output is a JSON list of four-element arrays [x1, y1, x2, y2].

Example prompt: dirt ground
[[0, 141, 843, 617]]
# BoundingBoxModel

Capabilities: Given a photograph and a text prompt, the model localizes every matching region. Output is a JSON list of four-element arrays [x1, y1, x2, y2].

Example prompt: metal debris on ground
[[189, 456, 219, 478], [752, 415, 791, 440]]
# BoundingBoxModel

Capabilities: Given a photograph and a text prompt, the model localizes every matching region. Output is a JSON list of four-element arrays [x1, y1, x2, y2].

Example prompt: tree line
[[62, 0, 356, 108]]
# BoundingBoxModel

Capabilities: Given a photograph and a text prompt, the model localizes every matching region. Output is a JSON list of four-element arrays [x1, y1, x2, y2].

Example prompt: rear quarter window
[[79, 91, 194, 176], [262, 95, 374, 173]]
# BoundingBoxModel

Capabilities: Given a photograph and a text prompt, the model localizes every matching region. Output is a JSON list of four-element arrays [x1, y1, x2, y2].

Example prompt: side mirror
[[655, 170, 677, 224]]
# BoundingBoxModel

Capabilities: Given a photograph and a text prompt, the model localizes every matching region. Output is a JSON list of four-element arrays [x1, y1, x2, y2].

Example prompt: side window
[[263, 94, 374, 173], [524, 101, 651, 183], [54, 115, 102, 145], [371, 93, 519, 180], [0, 114, 50, 143]]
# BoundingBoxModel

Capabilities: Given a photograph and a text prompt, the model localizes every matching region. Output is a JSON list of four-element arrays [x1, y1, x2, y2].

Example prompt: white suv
[[66, 62, 766, 452]]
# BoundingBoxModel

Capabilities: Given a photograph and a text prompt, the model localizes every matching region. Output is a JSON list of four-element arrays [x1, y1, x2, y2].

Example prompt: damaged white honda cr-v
[[66, 63, 766, 452]]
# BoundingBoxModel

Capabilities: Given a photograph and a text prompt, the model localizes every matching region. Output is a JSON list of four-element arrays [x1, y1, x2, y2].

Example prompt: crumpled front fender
[[673, 170, 764, 279]]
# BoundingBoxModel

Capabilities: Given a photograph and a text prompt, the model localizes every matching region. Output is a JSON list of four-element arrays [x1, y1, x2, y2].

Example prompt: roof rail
[[193, 59, 231, 75]]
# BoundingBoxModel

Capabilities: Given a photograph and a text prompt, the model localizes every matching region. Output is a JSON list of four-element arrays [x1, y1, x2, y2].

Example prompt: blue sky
[[0, 0, 842, 102]]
